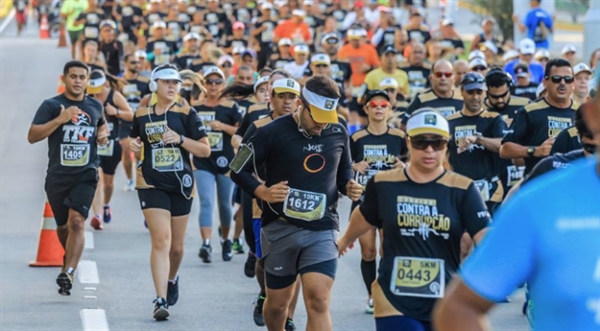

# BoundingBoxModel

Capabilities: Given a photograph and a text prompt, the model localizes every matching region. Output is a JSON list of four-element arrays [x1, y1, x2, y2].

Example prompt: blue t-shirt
[[524, 8, 553, 49], [504, 59, 545, 85], [460, 156, 600, 331]]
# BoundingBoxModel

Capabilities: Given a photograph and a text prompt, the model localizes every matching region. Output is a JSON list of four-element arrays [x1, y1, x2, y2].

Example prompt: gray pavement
[[0, 16, 529, 331]]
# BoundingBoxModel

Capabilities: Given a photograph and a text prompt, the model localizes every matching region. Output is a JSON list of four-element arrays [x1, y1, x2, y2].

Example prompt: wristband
[[180, 135, 185, 145]]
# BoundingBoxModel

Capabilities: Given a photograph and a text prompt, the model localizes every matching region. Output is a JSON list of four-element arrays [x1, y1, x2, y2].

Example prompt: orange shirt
[[337, 43, 380, 88], [274, 20, 312, 44]]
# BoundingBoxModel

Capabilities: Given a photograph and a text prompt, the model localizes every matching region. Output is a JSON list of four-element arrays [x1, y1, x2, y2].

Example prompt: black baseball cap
[[364, 89, 390, 103], [514, 63, 529, 78], [461, 72, 487, 91], [382, 45, 397, 55]]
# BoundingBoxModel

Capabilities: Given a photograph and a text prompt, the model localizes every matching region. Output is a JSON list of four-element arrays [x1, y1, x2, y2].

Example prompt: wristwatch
[[474, 132, 482, 144], [527, 146, 536, 157]]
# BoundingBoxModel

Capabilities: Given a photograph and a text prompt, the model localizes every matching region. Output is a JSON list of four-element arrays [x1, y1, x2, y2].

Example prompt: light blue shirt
[[504, 59, 545, 85]]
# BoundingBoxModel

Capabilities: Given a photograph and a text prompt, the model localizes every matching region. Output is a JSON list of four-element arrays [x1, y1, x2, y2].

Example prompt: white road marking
[[84, 231, 94, 250], [84, 295, 98, 300], [80, 309, 109, 331], [77, 260, 100, 284], [83, 287, 97, 291], [0, 9, 16, 35]]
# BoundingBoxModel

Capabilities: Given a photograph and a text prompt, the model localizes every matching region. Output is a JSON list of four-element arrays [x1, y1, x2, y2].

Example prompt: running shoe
[[56, 271, 74, 296], [199, 243, 212, 263], [285, 318, 296, 331], [124, 179, 135, 192], [153, 297, 170, 321], [103, 206, 112, 223], [167, 275, 179, 306], [232, 238, 245, 254], [244, 253, 256, 278], [222, 239, 233, 261], [90, 215, 103, 230], [365, 298, 374, 314], [253, 294, 266, 327]]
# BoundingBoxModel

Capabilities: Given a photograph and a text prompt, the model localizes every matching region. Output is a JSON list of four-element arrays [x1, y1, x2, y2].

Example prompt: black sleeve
[[130, 113, 140, 138], [523, 156, 555, 184], [405, 97, 421, 117], [187, 107, 208, 141], [349, 136, 358, 162], [31, 100, 59, 125], [117, 41, 124, 61], [229, 103, 243, 125], [303, 67, 313, 78], [491, 116, 507, 138], [236, 112, 253, 137], [461, 182, 491, 237], [337, 133, 353, 195], [501, 108, 529, 145], [230, 125, 270, 198], [359, 176, 381, 227], [550, 127, 575, 154]]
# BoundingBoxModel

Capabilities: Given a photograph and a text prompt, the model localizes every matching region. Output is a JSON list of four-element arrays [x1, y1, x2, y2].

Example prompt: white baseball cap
[[218, 55, 234, 66], [311, 53, 330, 65], [278, 38, 293, 47], [482, 40, 498, 54], [232, 46, 246, 55], [292, 9, 306, 17], [135, 50, 147, 59], [535, 49, 551, 61], [183, 32, 201, 42], [574, 62, 592, 76], [502, 49, 519, 62], [406, 109, 450, 139], [561, 44, 577, 55], [469, 58, 488, 69], [272, 78, 301, 96], [379, 77, 399, 90], [519, 38, 536, 55], [153, 66, 183, 83], [254, 76, 270, 92], [261, 2, 273, 10], [151, 21, 167, 30], [468, 50, 485, 61], [203, 66, 225, 79], [294, 44, 310, 54]]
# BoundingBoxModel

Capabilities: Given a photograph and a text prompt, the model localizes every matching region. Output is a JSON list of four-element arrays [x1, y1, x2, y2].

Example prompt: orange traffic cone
[[39, 13, 50, 39], [29, 201, 65, 267], [57, 76, 65, 94], [57, 23, 67, 48]]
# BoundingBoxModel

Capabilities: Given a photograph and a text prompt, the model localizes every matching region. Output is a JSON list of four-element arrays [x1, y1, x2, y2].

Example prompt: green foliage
[[471, 0, 514, 42]]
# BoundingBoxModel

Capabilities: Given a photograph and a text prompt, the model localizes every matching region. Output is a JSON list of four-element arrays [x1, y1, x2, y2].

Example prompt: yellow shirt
[[364, 68, 410, 97]]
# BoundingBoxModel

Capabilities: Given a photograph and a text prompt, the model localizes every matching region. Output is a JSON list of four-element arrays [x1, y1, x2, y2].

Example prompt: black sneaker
[[222, 239, 233, 261], [244, 253, 256, 278], [232, 238, 245, 254], [199, 244, 212, 263], [285, 318, 296, 331], [167, 275, 179, 306], [56, 271, 73, 296], [253, 294, 266, 327], [153, 297, 170, 321]]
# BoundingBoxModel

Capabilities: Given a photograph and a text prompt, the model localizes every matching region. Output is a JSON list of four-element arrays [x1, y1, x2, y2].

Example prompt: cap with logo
[[406, 109, 450, 139], [278, 38, 293, 47], [183, 32, 201, 42], [364, 89, 390, 103], [469, 58, 488, 69], [574, 62, 592, 76], [561, 44, 577, 55], [461, 72, 487, 91], [254, 76, 270, 93], [379, 77, 399, 90], [382, 45, 397, 55], [514, 63, 529, 78], [203, 66, 225, 79], [87, 70, 106, 95], [534, 49, 551, 61], [311, 53, 331, 65], [519, 38, 536, 55], [302, 86, 339, 124], [294, 44, 310, 54], [347, 28, 365, 40], [152, 66, 183, 83], [468, 50, 485, 61], [272, 78, 301, 96]]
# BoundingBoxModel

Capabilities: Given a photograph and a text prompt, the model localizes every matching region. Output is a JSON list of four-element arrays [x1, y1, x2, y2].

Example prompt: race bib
[[436, 107, 456, 118], [151, 147, 183, 172], [123, 83, 139, 97], [390, 256, 445, 298], [84, 27, 99, 39], [61, 144, 91, 167], [355, 169, 378, 189], [283, 188, 326, 222], [408, 71, 424, 81], [473, 179, 490, 202], [97, 140, 114, 156], [207, 132, 223, 152]]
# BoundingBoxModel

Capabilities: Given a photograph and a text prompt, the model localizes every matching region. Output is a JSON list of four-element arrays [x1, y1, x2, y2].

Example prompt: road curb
[[457, 0, 584, 32]]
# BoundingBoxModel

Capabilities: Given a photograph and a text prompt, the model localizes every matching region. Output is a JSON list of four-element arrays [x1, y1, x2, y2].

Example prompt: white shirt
[[283, 61, 309, 79]]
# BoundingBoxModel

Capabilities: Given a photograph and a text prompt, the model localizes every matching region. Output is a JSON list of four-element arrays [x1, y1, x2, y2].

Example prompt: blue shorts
[[253, 218, 262, 258]]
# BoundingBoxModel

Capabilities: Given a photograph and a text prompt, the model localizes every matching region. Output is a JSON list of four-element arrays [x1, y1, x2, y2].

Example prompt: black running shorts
[[137, 188, 193, 217], [99, 141, 123, 175], [45, 168, 99, 226]]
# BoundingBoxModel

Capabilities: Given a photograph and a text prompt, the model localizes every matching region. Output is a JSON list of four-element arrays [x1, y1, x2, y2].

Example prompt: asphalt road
[[0, 17, 530, 331]]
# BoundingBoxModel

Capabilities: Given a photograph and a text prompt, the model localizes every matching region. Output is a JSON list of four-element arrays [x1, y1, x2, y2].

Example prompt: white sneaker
[[123, 179, 135, 191], [365, 298, 374, 314]]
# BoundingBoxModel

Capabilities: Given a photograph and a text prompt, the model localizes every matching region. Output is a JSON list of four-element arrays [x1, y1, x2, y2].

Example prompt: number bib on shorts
[[61, 144, 91, 167], [283, 188, 327, 222], [152, 147, 183, 172], [207, 132, 223, 151], [355, 169, 379, 189], [97, 140, 114, 156], [473, 179, 490, 202], [390, 256, 445, 298]]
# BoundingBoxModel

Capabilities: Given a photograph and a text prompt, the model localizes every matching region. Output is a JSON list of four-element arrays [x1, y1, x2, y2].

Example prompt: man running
[[231, 75, 363, 331], [28, 60, 108, 295]]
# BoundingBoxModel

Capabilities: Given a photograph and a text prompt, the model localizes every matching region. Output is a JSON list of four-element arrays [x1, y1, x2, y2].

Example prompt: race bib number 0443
[[390, 256, 445, 298]]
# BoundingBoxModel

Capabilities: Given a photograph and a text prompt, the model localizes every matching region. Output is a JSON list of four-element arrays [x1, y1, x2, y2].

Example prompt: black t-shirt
[[236, 98, 255, 119], [192, 100, 242, 174], [146, 38, 178, 68], [188, 59, 216, 74], [232, 7, 255, 25], [550, 125, 582, 154], [98, 40, 123, 75], [98, 89, 120, 141], [399, 63, 431, 100], [130, 103, 206, 196], [77, 10, 106, 41], [405, 26, 431, 44], [329, 60, 353, 91], [14, 0, 27, 13], [121, 76, 150, 114], [267, 54, 293, 70], [511, 82, 539, 101], [32, 94, 106, 175], [165, 19, 186, 41], [231, 114, 353, 231], [374, 27, 400, 55], [173, 53, 201, 70], [254, 20, 277, 46], [116, 5, 143, 32], [524, 149, 586, 184], [447, 111, 507, 203], [204, 11, 227, 40], [502, 98, 577, 174], [222, 37, 250, 50], [359, 169, 490, 321], [405, 90, 464, 121], [236, 103, 271, 137], [144, 11, 166, 26]]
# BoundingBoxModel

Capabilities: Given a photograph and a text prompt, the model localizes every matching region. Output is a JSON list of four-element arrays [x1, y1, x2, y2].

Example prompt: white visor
[[302, 87, 339, 124], [154, 68, 183, 82]]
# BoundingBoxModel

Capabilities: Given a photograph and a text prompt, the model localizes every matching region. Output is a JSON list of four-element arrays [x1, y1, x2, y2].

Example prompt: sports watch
[[527, 146, 536, 157]]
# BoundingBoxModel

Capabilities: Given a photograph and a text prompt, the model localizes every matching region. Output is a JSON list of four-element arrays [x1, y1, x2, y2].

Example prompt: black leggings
[[242, 191, 255, 254], [375, 316, 432, 331]]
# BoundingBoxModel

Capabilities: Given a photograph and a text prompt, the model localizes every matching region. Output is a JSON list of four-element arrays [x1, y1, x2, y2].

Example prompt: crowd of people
[[24, 0, 600, 330]]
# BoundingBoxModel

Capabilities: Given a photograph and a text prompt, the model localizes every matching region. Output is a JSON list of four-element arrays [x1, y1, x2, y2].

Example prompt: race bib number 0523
[[283, 188, 326, 222], [390, 256, 445, 298]]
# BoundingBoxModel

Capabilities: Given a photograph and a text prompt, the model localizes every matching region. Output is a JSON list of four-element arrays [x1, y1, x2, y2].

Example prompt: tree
[[472, 0, 514, 43]]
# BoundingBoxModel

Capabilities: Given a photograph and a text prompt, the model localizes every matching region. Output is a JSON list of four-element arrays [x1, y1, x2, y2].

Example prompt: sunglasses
[[472, 66, 487, 72], [384, 88, 396, 94], [129, 61, 139, 65], [434, 72, 452, 78], [487, 90, 509, 99], [221, 63, 232, 68], [368, 100, 390, 108], [206, 78, 224, 85], [410, 138, 448, 151], [546, 75, 575, 84], [315, 64, 329, 68], [324, 38, 339, 44]]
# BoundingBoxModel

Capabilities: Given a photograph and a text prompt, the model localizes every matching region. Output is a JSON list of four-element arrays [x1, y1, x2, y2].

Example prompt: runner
[[433, 80, 600, 331], [398, 42, 431, 100], [81, 40, 107, 72], [74, 0, 106, 51], [231, 75, 363, 331], [267, 39, 294, 70], [14, 0, 29, 36], [28, 60, 108, 296], [364, 45, 410, 101], [379, 78, 409, 129], [97, 20, 123, 76], [173, 32, 202, 70], [193, 66, 242, 263], [338, 108, 490, 331], [87, 70, 133, 230], [129, 63, 210, 320], [349, 90, 407, 314], [60, 0, 89, 59], [283, 44, 310, 80], [572, 62, 592, 105]]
